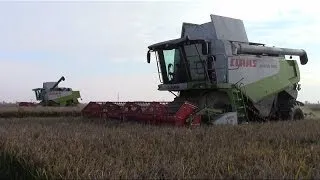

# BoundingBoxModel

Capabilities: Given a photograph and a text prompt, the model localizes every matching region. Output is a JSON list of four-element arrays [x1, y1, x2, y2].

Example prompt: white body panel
[[213, 112, 238, 125], [228, 55, 280, 86]]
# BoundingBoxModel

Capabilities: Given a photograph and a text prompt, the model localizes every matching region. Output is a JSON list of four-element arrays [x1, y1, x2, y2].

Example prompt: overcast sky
[[0, 0, 319, 103]]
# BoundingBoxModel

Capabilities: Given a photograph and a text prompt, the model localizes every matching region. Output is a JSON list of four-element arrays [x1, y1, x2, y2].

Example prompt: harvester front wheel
[[290, 105, 304, 121], [66, 100, 75, 106]]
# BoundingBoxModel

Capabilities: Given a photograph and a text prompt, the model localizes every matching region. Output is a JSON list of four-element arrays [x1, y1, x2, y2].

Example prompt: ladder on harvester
[[232, 86, 249, 124]]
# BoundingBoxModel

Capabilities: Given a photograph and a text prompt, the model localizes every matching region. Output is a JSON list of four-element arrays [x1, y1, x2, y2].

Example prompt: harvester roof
[[148, 36, 207, 51]]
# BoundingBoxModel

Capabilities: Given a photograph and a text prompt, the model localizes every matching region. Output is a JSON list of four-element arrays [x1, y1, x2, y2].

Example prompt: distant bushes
[[305, 104, 320, 111], [0, 105, 84, 118]]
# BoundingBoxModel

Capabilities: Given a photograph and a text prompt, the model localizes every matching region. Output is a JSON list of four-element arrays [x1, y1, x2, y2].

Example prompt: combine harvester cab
[[82, 14, 308, 126]]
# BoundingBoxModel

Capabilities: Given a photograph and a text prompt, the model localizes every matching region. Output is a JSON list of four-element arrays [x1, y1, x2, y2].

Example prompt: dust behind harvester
[[19, 76, 81, 107], [82, 14, 308, 126]]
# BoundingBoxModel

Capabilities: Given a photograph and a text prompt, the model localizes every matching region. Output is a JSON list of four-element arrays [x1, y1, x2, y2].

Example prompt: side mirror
[[147, 50, 151, 63], [202, 42, 209, 55]]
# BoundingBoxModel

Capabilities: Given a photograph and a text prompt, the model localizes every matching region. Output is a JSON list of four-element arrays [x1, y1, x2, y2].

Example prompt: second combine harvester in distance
[[82, 14, 308, 126], [19, 76, 81, 107]]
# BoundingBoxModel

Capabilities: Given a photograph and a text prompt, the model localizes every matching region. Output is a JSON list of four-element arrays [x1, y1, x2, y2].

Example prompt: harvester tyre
[[290, 105, 304, 121]]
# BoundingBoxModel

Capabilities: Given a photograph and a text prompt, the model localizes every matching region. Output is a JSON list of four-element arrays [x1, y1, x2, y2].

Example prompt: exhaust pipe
[[233, 43, 308, 65]]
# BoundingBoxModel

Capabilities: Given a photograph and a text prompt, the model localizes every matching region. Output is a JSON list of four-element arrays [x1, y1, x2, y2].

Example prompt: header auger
[[82, 14, 308, 126]]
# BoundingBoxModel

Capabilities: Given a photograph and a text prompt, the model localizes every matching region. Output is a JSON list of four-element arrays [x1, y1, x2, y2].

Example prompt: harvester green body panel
[[242, 60, 300, 103], [51, 90, 81, 106]]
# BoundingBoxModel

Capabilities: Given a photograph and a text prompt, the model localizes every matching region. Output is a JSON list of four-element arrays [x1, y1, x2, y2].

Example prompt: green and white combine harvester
[[82, 14, 309, 126], [19, 76, 81, 107]]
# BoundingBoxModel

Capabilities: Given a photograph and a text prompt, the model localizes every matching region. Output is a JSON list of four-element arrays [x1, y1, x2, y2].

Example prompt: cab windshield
[[156, 43, 208, 84], [162, 48, 183, 82]]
